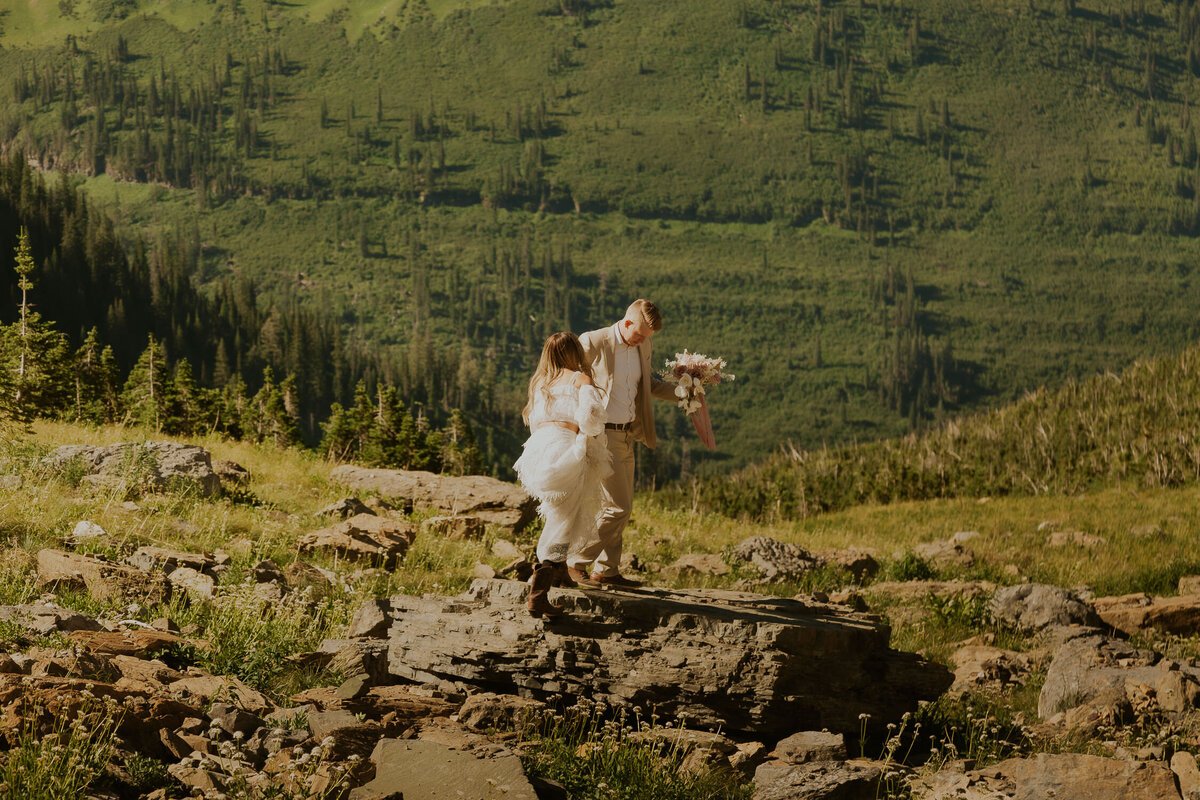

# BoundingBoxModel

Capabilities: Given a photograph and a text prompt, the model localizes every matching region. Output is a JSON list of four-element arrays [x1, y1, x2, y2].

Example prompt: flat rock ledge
[[331, 465, 537, 533], [350, 579, 952, 738]]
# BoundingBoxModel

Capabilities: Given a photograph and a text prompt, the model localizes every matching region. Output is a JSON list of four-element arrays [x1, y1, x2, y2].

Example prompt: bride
[[513, 332, 611, 619]]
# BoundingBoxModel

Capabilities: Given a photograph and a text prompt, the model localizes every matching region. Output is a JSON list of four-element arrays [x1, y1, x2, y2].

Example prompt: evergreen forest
[[2, 0, 1200, 482]]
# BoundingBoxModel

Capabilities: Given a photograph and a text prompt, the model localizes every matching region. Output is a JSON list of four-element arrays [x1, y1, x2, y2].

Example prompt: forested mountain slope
[[1, 0, 1199, 479]]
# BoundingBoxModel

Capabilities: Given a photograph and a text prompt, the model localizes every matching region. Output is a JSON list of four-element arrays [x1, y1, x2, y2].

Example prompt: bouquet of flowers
[[664, 351, 734, 450]]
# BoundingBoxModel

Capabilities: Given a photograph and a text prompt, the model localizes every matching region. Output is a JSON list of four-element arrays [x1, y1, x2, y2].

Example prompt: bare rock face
[[991, 583, 1103, 633], [753, 759, 882, 800], [331, 465, 537, 533], [917, 753, 1182, 800], [1039, 633, 1200, 723], [360, 579, 951, 738], [1092, 592, 1200, 637], [43, 441, 222, 496], [350, 738, 538, 800], [298, 513, 417, 569]]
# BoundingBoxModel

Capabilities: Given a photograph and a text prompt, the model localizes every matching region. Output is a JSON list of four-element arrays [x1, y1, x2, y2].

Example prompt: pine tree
[[2, 229, 71, 421], [120, 335, 169, 430], [439, 409, 482, 476], [72, 327, 119, 423]]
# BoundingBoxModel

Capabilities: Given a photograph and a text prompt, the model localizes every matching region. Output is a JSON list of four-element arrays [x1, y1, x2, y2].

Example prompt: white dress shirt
[[606, 322, 640, 425]]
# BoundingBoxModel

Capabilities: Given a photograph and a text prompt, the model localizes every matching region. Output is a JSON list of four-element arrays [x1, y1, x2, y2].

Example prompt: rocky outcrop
[[991, 583, 1102, 632], [37, 548, 169, 603], [352, 579, 951, 738], [916, 753, 1181, 800], [298, 513, 417, 569], [1039, 633, 1200, 723], [732, 537, 879, 582], [1092, 592, 1200, 636], [43, 441, 223, 496], [331, 465, 537, 533]]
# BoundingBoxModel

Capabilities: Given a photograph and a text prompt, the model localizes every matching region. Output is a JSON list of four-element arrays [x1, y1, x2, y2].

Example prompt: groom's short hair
[[627, 299, 663, 332]]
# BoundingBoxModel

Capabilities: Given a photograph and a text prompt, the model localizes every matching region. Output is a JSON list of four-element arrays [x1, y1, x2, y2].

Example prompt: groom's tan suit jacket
[[579, 325, 677, 449]]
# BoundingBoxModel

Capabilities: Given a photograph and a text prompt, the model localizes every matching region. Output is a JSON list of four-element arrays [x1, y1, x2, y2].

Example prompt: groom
[[568, 299, 678, 587]]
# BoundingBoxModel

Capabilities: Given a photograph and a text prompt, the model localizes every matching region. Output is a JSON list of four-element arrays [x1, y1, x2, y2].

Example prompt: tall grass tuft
[[514, 699, 752, 800], [0, 691, 124, 798]]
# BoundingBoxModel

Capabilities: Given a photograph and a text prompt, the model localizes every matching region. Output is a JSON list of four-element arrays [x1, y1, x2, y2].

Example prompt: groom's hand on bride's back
[[574, 372, 593, 388]]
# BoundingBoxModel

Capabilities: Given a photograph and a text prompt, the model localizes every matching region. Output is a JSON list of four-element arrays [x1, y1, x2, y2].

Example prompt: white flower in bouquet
[[662, 350, 734, 416]]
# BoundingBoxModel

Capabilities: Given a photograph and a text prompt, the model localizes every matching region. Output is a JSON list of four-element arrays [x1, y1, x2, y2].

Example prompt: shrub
[[0, 692, 124, 798]]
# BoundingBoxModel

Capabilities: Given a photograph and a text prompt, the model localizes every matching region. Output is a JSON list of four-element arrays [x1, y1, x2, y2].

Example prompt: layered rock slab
[[331, 465, 537, 532], [366, 579, 951, 738]]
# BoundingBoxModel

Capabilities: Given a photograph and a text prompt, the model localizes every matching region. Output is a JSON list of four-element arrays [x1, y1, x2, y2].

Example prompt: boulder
[[318, 498, 374, 519], [917, 753, 1182, 800], [366, 579, 952, 738], [332, 465, 537, 533], [167, 567, 216, 600], [128, 546, 216, 575], [628, 727, 740, 774], [753, 759, 882, 800], [298, 514, 416, 569], [422, 515, 486, 540], [732, 537, 820, 581], [1048, 530, 1107, 548], [0, 604, 101, 636], [457, 692, 545, 730], [43, 441, 222, 496], [347, 599, 392, 639], [1171, 751, 1200, 800], [1039, 633, 1200, 722], [950, 644, 1032, 695], [168, 669, 273, 715], [991, 583, 1103, 632], [69, 520, 108, 543], [913, 539, 975, 569], [284, 560, 335, 599], [816, 549, 879, 581], [665, 553, 730, 577], [208, 702, 265, 737], [37, 548, 169, 603], [349, 738, 538, 800], [1092, 592, 1200, 637], [769, 730, 846, 764]]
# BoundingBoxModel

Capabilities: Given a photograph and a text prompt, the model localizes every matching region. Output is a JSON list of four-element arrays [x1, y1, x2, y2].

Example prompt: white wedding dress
[[513, 373, 612, 563]]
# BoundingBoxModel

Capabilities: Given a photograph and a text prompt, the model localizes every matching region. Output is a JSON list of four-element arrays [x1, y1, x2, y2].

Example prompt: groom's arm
[[649, 373, 677, 403]]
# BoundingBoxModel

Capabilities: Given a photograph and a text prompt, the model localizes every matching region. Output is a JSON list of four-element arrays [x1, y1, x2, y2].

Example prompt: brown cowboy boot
[[552, 561, 578, 588], [528, 561, 564, 619]]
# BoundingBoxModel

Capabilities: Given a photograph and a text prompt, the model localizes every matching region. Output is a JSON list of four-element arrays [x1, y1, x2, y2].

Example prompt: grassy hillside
[[2, 0, 1200, 478], [682, 339, 1200, 521]]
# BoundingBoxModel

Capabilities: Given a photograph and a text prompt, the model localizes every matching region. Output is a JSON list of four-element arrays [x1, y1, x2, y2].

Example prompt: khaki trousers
[[568, 429, 634, 577]]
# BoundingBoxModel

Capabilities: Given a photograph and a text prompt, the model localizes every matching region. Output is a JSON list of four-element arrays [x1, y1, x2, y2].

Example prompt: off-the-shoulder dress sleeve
[[574, 385, 607, 436]]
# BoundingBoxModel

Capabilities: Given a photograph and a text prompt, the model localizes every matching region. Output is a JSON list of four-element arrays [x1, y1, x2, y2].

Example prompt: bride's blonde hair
[[523, 332, 594, 425]]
